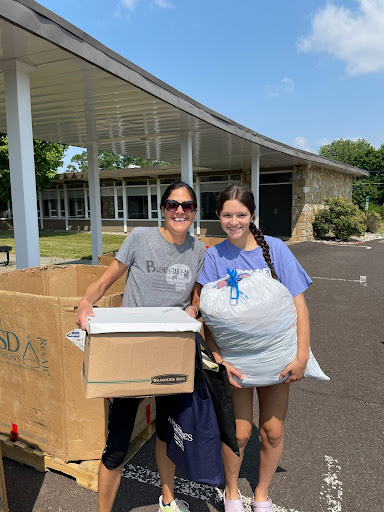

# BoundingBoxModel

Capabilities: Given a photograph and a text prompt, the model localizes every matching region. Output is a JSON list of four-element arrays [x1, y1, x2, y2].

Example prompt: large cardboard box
[[198, 237, 225, 248], [98, 253, 115, 266], [0, 265, 125, 462], [0, 446, 8, 512], [82, 307, 201, 398]]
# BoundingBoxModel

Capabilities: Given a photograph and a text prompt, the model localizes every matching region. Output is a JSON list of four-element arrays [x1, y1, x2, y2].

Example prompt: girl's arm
[[279, 292, 310, 384]]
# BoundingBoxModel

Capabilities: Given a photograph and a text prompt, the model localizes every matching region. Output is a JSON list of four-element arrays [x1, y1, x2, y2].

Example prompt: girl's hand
[[279, 356, 308, 384], [222, 361, 244, 389]]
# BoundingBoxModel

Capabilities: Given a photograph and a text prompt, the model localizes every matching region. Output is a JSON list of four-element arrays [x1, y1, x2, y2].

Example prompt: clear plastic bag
[[200, 272, 329, 387]]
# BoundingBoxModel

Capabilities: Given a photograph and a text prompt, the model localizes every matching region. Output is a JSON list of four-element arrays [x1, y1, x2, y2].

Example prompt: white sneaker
[[158, 495, 190, 512]]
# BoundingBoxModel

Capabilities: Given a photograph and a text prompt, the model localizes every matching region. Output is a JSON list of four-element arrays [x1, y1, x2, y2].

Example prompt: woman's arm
[[279, 292, 310, 384], [76, 259, 128, 329], [204, 324, 243, 388], [185, 283, 202, 318]]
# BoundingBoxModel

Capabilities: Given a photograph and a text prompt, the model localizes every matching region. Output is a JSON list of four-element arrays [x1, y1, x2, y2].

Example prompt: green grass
[[0, 230, 127, 260]]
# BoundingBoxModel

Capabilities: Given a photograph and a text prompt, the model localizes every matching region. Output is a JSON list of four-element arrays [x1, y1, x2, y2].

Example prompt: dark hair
[[160, 181, 197, 206], [216, 185, 278, 280]]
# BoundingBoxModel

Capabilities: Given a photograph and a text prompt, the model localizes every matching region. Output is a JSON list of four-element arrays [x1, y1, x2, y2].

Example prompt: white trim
[[122, 180, 128, 233], [84, 184, 89, 219], [63, 184, 69, 230], [147, 182, 152, 220], [157, 179, 161, 228], [196, 175, 201, 236], [38, 191, 43, 230], [114, 184, 119, 220], [57, 187, 62, 218], [251, 154, 260, 229]]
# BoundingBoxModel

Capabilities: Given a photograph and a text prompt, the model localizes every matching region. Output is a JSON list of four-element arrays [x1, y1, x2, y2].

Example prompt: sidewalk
[[0, 255, 87, 273]]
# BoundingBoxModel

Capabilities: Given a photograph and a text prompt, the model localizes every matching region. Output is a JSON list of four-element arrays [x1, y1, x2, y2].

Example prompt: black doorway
[[259, 183, 292, 237]]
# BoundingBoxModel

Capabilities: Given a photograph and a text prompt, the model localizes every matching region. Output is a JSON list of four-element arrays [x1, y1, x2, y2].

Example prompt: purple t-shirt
[[198, 236, 312, 298]]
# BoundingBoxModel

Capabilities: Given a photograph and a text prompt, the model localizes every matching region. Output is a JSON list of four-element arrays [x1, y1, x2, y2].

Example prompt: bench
[[0, 246, 12, 266]]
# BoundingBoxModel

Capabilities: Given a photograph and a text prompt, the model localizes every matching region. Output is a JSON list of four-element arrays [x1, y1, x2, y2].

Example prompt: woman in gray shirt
[[77, 181, 205, 512]]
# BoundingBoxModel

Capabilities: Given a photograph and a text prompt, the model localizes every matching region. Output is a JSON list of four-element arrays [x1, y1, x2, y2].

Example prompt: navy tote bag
[[165, 341, 224, 486]]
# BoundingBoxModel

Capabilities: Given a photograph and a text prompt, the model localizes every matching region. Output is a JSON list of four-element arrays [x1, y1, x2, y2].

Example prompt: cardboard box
[[82, 307, 201, 398], [0, 446, 8, 512], [0, 265, 125, 462], [131, 397, 156, 440], [98, 253, 115, 266], [198, 237, 225, 248]]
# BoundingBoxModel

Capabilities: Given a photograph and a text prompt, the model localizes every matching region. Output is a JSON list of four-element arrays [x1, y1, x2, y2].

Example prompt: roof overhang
[[0, 0, 369, 177]]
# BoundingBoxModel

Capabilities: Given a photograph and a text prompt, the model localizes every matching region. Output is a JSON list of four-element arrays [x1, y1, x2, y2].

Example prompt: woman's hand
[[185, 305, 198, 318], [222, 361, 244, 389], [279, 356, 308, 384], [76, 297, 94, 330]]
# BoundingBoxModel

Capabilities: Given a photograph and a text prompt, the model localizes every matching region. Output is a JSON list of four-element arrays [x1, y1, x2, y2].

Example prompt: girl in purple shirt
[[198, 185, 312, 512]]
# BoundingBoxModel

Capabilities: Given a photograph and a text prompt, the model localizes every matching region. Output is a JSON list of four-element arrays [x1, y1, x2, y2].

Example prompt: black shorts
[[101, 396, 170, 470]]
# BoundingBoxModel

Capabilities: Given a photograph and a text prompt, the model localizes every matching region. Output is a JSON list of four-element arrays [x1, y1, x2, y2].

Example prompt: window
[[116, 188, 124, 219], [0, 200, 11, 218], [100, 188, 115, 219], [260, 172, 292, 185], [200, 175, 242, 220], [127, 186, 148, 219], [67, 189, 85, 218], [151, 192, 158, 219], [42, 190, 58, 217]]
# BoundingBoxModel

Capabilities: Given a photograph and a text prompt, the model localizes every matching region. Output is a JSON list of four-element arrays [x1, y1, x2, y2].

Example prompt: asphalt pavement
[[3, 239, 384, 512]]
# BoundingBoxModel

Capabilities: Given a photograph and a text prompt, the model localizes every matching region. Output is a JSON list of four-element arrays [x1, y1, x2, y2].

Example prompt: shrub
[[366, 211, 381, 233], [312, 197, 366, 241], [367, 203, 384, 221]]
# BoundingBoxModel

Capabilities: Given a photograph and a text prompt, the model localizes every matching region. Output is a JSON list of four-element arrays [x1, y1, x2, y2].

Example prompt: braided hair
[[216, 185, 278, 280]]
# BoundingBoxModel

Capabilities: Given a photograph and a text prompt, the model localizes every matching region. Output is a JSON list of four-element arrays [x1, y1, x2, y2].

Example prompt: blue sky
[[37, 0, 384, 170]]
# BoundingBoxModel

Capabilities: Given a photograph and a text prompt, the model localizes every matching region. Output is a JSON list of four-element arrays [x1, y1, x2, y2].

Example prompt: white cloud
[[281, 77, 295, 93], [317, 137, 330, 147], [118, 0, 173, 12], [297, 0, 384, 75], [120, 0, 142, 11], [294, 136, 311, 152], [265, 77, 295, 98], [153, 0, 173, 7]]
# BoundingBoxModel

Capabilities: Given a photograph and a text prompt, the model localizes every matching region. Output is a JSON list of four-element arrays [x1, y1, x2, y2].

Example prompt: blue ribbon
[[226, 268, 242, 301]]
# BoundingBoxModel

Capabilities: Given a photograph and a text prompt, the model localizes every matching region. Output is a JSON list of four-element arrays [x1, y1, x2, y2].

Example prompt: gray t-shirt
[[115, 227, 206, 308]]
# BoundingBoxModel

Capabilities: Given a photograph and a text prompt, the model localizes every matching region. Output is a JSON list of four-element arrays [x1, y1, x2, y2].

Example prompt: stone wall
[[291, 165, 353, 240]]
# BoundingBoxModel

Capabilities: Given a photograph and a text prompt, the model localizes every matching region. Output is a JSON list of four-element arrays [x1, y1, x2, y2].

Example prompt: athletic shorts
[[101, 396, 169, 470]]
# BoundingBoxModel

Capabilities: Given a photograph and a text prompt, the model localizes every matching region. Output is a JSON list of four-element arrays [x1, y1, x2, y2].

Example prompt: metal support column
[[87, 141, 102, 264], [251, 153, 261, 228], [180, 131, 194, 235], [1, 59, 39, 268]]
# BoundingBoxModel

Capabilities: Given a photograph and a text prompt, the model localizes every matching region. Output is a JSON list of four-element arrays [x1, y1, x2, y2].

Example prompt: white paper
[[86, 307, 201, 334], [66, 329, 86, 351]]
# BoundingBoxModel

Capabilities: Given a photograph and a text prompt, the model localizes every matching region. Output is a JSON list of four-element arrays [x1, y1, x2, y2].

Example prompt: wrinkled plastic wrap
[[200, 272, 329, 387]]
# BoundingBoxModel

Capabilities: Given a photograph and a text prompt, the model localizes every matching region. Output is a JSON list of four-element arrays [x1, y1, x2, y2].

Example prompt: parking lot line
[[122, 463, 305, 512], [320, 455, 343, 512], [312, 276, 367, 287]]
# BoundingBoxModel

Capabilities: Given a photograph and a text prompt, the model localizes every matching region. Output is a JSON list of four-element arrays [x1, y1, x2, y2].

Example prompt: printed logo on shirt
[[146, 261, 192, 291], [233, 268, 271, 277]]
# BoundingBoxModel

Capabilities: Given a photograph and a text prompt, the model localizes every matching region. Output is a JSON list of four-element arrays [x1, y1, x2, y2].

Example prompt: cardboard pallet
[[0, 422, 156, 492]]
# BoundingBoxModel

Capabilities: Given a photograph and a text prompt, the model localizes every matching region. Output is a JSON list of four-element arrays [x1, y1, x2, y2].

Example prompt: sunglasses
[[162, 199, 197, 213]]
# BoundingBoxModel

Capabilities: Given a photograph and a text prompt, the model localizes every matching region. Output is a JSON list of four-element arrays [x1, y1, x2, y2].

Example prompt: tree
[[66, 150, 167, 172], [319, 138, 384, 208], [0, 135, 68, 202]]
